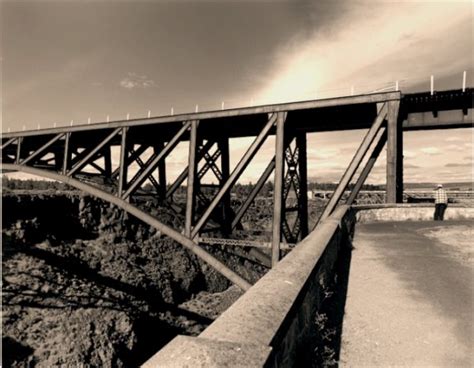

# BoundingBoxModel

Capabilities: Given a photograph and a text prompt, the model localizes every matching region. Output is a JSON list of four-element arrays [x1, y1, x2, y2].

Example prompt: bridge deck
[[340, 220, 473, 367]]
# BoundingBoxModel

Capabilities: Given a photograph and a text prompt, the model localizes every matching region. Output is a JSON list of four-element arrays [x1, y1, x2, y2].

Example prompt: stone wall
[[354, 204, 474, 223], [143, 206, 355, 367]]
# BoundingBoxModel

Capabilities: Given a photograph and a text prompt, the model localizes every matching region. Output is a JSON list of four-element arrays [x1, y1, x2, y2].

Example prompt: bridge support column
[[272, 112, 286, 267], [218, 137, 231, 235], [104, 145, 112, 179], [154, 141, 167, 200], [15, 137, 23, 164], [118, 128, 129, 196], [185, 120, 199, 237], [280, 131, 309, 244], [386, 100, 402, 203], [296, 132, 309, 239]]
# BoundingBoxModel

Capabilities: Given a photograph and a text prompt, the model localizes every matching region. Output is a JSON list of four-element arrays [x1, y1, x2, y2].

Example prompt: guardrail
[[143, 205, 354, 367]]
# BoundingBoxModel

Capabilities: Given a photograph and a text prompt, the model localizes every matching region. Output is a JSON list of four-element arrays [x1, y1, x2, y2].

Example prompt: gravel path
[[340, 220, 473, 367]]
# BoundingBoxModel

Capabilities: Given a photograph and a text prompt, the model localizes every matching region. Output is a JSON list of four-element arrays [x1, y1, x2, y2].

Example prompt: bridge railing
[[143, 205, 354, 367]]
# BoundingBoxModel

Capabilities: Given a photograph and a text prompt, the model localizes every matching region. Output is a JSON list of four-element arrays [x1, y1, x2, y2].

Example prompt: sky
[[1, 0, 473, 184]]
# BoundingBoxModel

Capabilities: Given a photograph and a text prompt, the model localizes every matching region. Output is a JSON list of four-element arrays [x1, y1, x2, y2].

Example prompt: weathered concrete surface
[[340, 220, 473, 367], [355, 204, 474, 223], [143, 206, 353, 367], [142, 335, 272, 368]]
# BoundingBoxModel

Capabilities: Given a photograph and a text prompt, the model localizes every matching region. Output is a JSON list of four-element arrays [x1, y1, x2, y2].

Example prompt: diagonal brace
[[347, 129, 387, 205], [317, 103, 388, 223], [191, 113, 277, 238], [68, 128, 121, 176], [1, 137, 18, 151], [122, 121, 192, 199], [231, 156, 275, 230], [21, 133, 65, 165], [166, 139, 215, 199], [112, 144, 148, 179], [2, 163, 251, 291]]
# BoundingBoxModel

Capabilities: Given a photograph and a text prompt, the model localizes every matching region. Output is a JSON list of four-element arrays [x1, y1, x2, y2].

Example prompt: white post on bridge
[[54, 122, 57, 128], [430, 75, 434, 95], [350, 86, 355, 96], [126, 113, 130, 120], [462, 71, 466, 92], [171, 107, 174, 115], [195, 104, 199, 113], [147, 110, 151, 118], [395, 80, 399, 91], [221, 101, 225, 110], [88, 117, 91, 125], [106, 115, 110, 122], [70, 120, 74, 126]]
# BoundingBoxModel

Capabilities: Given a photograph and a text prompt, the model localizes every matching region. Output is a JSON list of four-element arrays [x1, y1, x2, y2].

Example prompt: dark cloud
[[2, 1, 323, 129], [444, 163, 473, 168]]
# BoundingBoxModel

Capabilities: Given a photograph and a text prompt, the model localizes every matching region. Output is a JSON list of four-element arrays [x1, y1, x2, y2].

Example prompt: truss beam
[[2, 163, 251, 291], [68, 128, 121, 177], [317, 103, 388, 223], [166, 139, 215, 200], [21, 133, 65, 165], [272, 112, 287, 267], [121, 121, 191, 199], [231, 157, 276, 230], [191, 113, 278, 239], [1, 137, 18, 151], [185, 120, 199, 237], [347, 129, 387, 205]]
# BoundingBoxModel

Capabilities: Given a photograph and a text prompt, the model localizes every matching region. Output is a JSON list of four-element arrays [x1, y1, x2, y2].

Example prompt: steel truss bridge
[[1, 89, 472, 290]]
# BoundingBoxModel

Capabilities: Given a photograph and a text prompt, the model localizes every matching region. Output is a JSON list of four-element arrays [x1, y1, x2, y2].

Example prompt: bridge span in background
[[1, 88, 472, 289]]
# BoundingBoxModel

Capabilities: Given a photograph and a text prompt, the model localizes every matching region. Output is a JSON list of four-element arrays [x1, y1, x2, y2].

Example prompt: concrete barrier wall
[[143, 205, 354, 368], [354, 204, 474, 223]]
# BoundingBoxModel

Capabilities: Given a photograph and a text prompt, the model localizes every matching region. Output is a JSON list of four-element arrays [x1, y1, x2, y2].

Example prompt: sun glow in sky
[[254, 1, 472, 103], [1, 0, 473, 184]]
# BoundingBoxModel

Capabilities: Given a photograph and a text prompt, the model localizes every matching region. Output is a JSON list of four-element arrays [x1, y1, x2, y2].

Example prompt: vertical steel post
[[218, 137, 231, 235], [154, 141, 167, 199], [272, 112, 286, 267], [104, 146, 112, 178], [15, 138, 23, 164], [386, 99, 402, 203], [185, 120, 198, 237], [62, 133, 71, 175], [118, 128, 128, 196], [296, 132, 309, 239]]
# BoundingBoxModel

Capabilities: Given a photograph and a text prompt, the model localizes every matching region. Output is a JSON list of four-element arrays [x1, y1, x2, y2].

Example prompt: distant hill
[[404, 182, 473, 190], [307, 180, 473, 191]]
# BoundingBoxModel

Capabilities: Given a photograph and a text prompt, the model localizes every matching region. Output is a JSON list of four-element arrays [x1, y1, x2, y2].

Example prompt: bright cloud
[[119, 72, 156, 89], [255, 2, 471, 103], [420, 147, 441, 155]]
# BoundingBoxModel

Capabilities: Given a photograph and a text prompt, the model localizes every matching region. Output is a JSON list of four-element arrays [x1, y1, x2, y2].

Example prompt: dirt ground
[[340, 220, 473, 367], [2, 193, 262, 367]]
